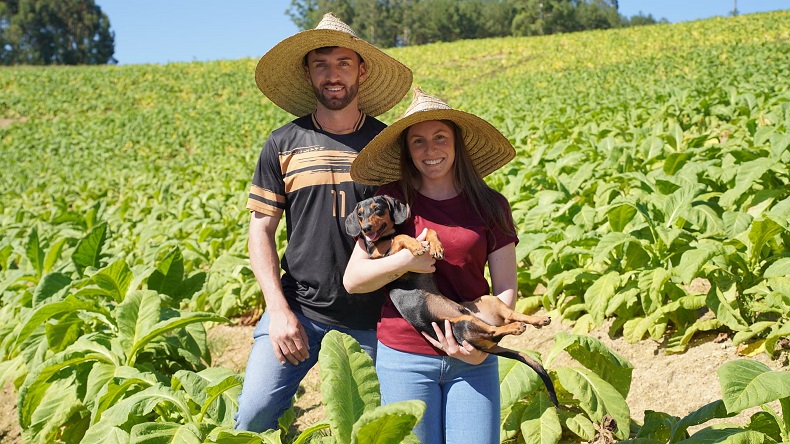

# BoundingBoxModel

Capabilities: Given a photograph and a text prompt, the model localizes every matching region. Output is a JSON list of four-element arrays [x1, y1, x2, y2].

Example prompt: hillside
[[1, 10, 789, 444]]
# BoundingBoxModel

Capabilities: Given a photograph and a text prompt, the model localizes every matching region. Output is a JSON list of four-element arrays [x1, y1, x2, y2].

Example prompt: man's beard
[[312, 80, 360, 111]]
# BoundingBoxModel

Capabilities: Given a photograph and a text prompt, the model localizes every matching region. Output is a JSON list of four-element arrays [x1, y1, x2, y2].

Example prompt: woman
[[344, 87, 518, 443]]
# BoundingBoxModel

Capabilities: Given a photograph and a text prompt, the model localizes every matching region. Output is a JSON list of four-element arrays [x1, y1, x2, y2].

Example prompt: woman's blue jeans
[[234, 310, 377, 432], [376, 341, 501, 444]]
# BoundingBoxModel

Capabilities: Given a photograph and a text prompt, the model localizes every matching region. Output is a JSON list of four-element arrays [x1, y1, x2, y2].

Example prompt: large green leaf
[[147, 247, 185, 298], [593, 233, 635, 264], [607, 204, 638, 232], [635, 410, 679, 442], [42, 237, 68, 275], [129, 422, 203, 444], [22, 374, 85, 444], [747, 217, 784, 264], [32, 272, 72, 306], [117, 290, 162, 354], [663, 152, 694, 176], [519, 392, 562, 444], [499, 356, 546, 408], [72, 222, 108, 277], [319, 330, 380, 444], [718, 360, 790, 413], [172, 367, 242, 425], [546, 333, 633, 398], [127, 311, 227, 366], [25, 227, 44, 277], [583, 271, 620, 325], [351, 400, 425, 444], [638, 267, 671, 315], [676, 427, 773, 444], [81, 384, 194, 442], [707, 281, 749, 332], [13, 294, 105, 354], [91, 259, 134, 303], [554, 367, 630, 439], [562, 411, 596, 441], [669, 400, 733, 443], [719, 157, 775, 210], [723, 211, 754, 238], [18, 348, 111, 428], [676, 241, 723, 284], [764, 258, 790, 278], [205, 427, 283, 444], [91, 365, 159, 424], [665, 318, 724, 354]]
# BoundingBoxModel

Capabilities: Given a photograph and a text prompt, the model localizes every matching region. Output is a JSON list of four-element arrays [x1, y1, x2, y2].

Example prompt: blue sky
[[97, 0, 789, 65]]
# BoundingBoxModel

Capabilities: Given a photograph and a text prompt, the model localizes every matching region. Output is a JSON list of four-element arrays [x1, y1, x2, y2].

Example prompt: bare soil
[[1, 315, 786, 443]]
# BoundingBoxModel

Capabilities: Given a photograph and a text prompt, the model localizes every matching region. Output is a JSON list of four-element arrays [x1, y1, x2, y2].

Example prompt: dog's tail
[[488, 345, 559, 407]]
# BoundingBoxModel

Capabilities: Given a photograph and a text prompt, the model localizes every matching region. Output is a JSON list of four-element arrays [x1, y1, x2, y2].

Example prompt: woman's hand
[[421, 320, 488, 365]]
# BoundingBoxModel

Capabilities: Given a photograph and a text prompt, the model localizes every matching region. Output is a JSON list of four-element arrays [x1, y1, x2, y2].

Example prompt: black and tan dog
[[345, 195, 559, 406]]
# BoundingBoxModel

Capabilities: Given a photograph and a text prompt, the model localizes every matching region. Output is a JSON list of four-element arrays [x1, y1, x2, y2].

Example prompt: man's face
[[305, 47, 366, 111]]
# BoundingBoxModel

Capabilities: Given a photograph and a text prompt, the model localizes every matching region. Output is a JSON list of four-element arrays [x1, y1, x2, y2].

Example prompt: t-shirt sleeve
[[489, 192, 519, 254], [246, 137, 285, 218]]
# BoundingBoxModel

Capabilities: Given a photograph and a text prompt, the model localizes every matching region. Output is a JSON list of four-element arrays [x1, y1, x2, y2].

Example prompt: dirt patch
[[0, 117, 28, 128], [499, 311, 788, 433], [1, 317, 785, 442], [213, 313, 788, 438], [0, 381, 22, 444]]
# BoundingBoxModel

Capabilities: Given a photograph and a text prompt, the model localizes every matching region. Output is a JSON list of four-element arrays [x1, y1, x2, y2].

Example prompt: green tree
[[624, 12, 667, 26], [575, 0, 621, 31], [354, 0, 402, 47], [0, 0, 114, 65], [287, 0, 355, 30]]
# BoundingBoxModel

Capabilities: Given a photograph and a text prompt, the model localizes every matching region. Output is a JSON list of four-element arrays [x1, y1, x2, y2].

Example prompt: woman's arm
[[343, 229, 437, 294], [488, 242, 518, 309]]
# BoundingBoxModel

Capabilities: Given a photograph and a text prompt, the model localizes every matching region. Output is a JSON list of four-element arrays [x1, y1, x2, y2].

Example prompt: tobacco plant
[[624, 359, 790, 443]]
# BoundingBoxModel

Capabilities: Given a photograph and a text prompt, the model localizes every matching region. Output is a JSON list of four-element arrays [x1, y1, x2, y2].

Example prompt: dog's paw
[[430, 242, 444, 260], [534, 316, 551, 328]]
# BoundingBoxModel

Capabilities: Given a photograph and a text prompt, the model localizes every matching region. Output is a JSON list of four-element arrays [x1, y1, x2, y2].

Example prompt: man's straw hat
[[351, 88, 516, 185], [255, 13, 412, 117]]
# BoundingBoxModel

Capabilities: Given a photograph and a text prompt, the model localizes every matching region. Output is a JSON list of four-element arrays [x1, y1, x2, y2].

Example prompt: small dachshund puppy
[[346, 195, 558, 406]]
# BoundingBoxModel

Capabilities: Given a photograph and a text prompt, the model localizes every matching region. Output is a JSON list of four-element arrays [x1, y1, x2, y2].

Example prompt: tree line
[[0, 0, 114, 65], [0, 0, 667, 66], [287, 0, 667, 47]]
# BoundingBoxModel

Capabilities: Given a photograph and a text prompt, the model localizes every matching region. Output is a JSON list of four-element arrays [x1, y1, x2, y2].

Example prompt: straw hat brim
[[351, 109, 516, 185], [256, 29, 412, 117]]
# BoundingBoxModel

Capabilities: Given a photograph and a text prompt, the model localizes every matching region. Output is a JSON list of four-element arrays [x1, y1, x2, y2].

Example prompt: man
[[235, 13, 412, 433]]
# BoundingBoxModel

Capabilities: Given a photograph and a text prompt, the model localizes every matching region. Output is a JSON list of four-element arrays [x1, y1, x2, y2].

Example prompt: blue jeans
[[376, 341, 501, 444], [234, 310, 377, 432]]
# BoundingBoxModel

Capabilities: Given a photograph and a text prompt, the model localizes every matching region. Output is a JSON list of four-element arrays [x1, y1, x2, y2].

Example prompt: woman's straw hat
[[351, 88, 516, 185], [255, 13, 413, 117]]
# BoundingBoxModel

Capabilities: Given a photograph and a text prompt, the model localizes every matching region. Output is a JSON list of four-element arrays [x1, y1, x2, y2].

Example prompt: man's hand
[[268, 309, 310, 365]]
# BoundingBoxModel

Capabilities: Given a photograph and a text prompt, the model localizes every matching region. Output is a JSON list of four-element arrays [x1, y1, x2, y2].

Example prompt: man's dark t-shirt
[[246, 113, 386, 329]]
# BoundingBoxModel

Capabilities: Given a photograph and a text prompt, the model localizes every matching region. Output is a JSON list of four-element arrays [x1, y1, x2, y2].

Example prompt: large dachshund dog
[[345, 195, 558, 406]]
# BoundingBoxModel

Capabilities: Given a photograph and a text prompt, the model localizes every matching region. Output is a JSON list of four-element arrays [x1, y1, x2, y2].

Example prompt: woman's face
[[405, 120, 456, 184]]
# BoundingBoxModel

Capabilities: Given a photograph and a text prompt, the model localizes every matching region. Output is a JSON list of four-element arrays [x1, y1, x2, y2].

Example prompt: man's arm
[[249, 211, 310, 365]]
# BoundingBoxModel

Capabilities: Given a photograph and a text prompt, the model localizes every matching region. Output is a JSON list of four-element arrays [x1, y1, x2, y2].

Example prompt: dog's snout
[[361, 223, 373, 233]]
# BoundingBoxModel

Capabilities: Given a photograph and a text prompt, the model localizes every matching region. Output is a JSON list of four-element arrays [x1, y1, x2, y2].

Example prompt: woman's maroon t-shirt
[[374, 182, 519, 356]]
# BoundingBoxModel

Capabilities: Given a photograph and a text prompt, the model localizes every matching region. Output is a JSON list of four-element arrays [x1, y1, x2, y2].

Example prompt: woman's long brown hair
[[398, 120, 516, 237]]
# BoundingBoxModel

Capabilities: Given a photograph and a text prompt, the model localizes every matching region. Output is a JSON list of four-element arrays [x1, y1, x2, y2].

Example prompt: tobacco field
[[0, 10, 788, 444]]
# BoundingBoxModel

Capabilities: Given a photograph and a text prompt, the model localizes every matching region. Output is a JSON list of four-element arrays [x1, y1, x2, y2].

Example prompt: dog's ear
[[345, 205, 362, 237], [385, 195, 410, 225]]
